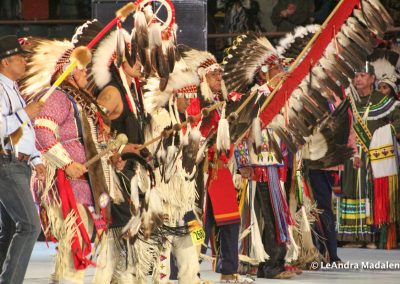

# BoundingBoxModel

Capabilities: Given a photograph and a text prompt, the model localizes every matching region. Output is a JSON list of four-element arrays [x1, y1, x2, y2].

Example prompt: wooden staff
[[137, 101, 225, 151], [85, 133, 128, 167]]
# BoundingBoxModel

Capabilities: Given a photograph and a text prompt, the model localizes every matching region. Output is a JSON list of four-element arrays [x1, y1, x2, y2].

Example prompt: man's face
[[176, 96, 190, 113], [353, 72, 375, 91], [74, 67, 88, 89], [1, 54, 26, 81], [122, 59, 142, 79], [205, 69, 223, 93]]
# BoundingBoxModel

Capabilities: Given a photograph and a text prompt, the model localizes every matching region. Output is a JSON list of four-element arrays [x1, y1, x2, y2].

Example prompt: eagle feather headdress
[[222, 17, 387, 168], [20, 39, 74, 101], [222, 33, 280, 94], [143, 60, 199, 114], [254, 0, 394, 168], [179, 47, 228, 102], [71, 20, 132, 91]]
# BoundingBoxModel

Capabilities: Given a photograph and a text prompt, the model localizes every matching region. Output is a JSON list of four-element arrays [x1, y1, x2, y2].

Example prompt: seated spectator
[[271, 0, 314, 32]]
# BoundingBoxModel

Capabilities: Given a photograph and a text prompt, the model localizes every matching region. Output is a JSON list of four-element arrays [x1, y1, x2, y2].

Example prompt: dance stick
[[85, 133, 128, 167]]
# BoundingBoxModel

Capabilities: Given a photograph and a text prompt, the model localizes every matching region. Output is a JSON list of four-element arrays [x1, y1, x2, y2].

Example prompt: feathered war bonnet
[[179, 47, 226, 102], [221, 33, 283, 94], [20, 39, 75, 101], [71, 19, 133, 91], [143, 59, 199, 115]]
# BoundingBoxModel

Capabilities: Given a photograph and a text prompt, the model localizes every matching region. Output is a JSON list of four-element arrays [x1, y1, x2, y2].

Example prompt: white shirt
[[0, 72, 42, 165]]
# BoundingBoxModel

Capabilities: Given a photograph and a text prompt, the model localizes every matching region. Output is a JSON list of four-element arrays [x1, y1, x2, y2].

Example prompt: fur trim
[[116, 2, 136, 21], [216, 117, 230, 152], [251, 117, 263, 150]]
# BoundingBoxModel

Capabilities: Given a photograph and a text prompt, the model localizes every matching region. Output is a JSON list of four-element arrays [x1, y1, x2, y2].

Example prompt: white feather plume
[[371, 58, 398, 85], [91, 29, 130, 89], [134, 10, 147, 31], [189, 127, 202, 143], [143, 68, 199, 114], [216, 118, 230, 152], [130, 174, 140, 213]]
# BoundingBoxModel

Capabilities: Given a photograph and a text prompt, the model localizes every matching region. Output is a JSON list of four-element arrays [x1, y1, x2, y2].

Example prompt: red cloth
[[186, 97, 201, 121], [206, 167, 240, 225], [56, 170, 94, 270], [373, 177, 389, 225], [200, 109, 221, 138]]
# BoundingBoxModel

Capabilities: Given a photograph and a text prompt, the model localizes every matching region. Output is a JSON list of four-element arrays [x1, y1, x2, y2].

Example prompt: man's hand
[[122, 143, 142, 155], [110, 153, 127, 171], [24, 101, 44, 120], [65, 162, 87, 179], [280, 9, 289, 17], [352, 156, 362, 168], [34, 163, 46, 182], [239, 167, 254, 179]]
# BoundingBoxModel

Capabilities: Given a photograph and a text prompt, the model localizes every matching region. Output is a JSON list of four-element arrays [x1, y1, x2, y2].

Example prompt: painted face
[[205, 69, 223, 93]]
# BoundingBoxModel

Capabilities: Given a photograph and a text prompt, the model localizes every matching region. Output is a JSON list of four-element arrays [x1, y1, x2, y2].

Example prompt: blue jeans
[[0, 157, 41, 284]]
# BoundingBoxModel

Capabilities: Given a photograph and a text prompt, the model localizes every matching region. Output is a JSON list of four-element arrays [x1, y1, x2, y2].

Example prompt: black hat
[[354, 61, 375, 75], [0, 35, 29, 60]]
